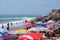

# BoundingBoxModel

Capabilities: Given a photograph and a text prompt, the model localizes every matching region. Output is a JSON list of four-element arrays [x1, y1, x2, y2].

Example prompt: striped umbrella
[[17, 32, 43, 40]]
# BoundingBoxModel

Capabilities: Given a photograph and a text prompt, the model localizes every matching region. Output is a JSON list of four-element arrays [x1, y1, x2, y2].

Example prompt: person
[[31, 21, 36, 27], [2, 24, 4, 29], [53, 28, 59, 34], [45, 32, 51, 38], [58, 27, 60, 34], [51, 32, 56, 37], [11, 22, 13, 26], [7, 23, 9, 30]]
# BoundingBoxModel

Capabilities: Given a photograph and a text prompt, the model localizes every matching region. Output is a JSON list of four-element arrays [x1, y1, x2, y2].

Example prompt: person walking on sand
[[7, 23, 9, 30]]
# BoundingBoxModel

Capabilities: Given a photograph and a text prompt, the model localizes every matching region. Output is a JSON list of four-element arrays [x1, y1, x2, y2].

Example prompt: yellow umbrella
[[13, 29, 29, 34]]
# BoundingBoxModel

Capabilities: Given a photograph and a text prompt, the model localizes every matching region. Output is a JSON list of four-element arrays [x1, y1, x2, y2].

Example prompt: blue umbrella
[[35, 26, 46, 28], [35, 27, 50, 31], [36, 21, 44, 24], [51, 23, 60, 27], [0, 32, 5, 36], [35, 25, 45, 28], [29, 27, 50, 31], [35, 24, 46, 28], [36, 21, 46, 27], [28, 25, 44, 31]]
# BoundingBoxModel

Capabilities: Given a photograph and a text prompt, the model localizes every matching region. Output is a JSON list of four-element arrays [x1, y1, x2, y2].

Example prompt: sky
[[0, 0, 60, 16]]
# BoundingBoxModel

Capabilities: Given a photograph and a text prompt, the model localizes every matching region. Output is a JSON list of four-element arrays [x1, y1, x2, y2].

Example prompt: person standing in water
[[7, 23, 9, 30], [11, 22, 13, 26], [2, 24, 4, 29]]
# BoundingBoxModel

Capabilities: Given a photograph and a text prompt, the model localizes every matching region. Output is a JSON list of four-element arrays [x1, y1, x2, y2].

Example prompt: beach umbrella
[[51, 23, 60, 27], [28, 25, 43, 31], [37, 27, 50, 31], [0, 32, 5, 36], [17, 32, 43, 40], [10, 29, 29, 34], [2, 34, 17, 40], [48, 20, 54, 23], [36, 22, 46, 27], [28, 27, 39, 31], [8, 30, 16, 34], [36, 21, 43, 24], [29, 26, 49, 31], [36, 21, 46, 25], [35, 27, 50, 31], [24, 22, 33, 27], [45, 24, 53, 28]]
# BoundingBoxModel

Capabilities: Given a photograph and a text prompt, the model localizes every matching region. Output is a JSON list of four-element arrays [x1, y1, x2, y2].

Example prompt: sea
[[0, 15, 37, 24], [0, 15, 37, 29]]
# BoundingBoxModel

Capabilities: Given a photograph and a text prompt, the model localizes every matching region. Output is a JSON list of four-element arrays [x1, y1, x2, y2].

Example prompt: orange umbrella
[[15, 29, 29, 33], [8, 29, 29, 34], [13, 29, 29, 34], [17, 32, 43, 40]]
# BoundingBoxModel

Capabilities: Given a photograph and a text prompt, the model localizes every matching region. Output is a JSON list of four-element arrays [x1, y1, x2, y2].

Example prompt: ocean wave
[[0, 18, 21, 20], [0, 17, 35, 20], [0, 17, 36, 24]]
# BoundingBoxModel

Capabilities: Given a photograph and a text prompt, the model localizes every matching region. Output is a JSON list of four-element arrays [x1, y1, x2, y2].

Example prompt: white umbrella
[[38, 27, 50, 31], [28, 27, 40, 31], [48, 20, 54, 23], [28, 27, 50, 31], [36, 21, 43, 24]]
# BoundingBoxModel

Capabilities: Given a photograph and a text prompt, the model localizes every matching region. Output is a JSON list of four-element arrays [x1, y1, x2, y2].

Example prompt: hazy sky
[[0, 0, 60, 15]]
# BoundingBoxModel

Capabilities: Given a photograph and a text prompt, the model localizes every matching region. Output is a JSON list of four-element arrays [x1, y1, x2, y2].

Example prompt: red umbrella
[[30, 21, 36, 26], [24, 22, 33, 27], [17, 37, 28, 40], [17, 32, 43, 40]]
